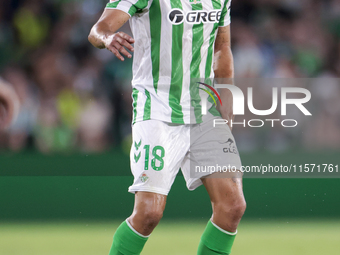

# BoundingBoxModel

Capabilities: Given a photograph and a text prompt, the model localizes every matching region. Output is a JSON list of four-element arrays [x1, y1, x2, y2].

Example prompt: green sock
[[109, 220, 148, 255], [197, 220, 237, 255]]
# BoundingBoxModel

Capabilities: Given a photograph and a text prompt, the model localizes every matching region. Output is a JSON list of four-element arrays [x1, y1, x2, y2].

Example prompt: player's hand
[[0, 80, 20, 130], [104, 32, 135, 61]]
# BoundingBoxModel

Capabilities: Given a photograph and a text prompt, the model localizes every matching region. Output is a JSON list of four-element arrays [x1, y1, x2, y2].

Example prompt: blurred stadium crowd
[[0, 0, 340, 153]]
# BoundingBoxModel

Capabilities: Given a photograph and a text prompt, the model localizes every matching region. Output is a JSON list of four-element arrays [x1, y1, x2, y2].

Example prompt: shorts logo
[[223, 138, 238, 154], [168, 9, 221, 25], [134, 139, 142, 163], [140, 173, 149, 183]]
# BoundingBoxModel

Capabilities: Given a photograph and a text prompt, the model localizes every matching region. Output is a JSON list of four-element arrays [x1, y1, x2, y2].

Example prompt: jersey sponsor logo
[[109, 0, 119, 2], [168, 8, 221, 25], [168, 9, 184, 24]]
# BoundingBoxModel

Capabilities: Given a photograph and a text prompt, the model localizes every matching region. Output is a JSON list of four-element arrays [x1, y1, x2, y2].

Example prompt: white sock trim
[[125, 219, 151, 238], [211, 220, 238, 236]]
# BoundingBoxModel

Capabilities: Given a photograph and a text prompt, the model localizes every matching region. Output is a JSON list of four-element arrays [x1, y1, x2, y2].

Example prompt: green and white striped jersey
[[106, 0, 232, 124]]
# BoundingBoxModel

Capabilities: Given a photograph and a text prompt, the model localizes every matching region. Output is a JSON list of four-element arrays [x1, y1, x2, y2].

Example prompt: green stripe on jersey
[[203, 0, 222, 119], [219, 0, 229, 27], [132, 88, 139, 124], [149, 0, 162, 93], [128, 6, 137, 16], [106, 1, 120, 8], [143, 89, 151, 120], [205, 0, 221, 78], [190, 3, 204, 123], [169, 0, 184, 124], [106, 0, 151, 16], [106, 1, 136, 16]]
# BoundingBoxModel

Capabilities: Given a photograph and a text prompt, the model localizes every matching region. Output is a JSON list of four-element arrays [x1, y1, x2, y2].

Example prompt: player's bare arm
[[0, 79, 20, 130], [88, 9, 134, 61], [213, 25, 235, 129]]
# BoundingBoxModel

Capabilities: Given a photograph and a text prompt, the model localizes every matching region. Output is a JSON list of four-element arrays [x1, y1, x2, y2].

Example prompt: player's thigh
[[181, 115, 242, 190]]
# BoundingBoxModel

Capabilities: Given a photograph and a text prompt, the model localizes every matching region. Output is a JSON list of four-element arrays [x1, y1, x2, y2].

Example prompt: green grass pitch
[[0, 220, 339, 255]]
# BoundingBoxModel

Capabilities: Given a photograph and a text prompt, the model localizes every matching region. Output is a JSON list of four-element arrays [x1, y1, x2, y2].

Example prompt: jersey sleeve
[[106, 0, 149, 17], [219, 0, 232, 27]]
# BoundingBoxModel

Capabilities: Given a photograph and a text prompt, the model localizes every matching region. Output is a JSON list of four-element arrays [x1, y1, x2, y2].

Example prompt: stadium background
[[0, 0, 340, 254]]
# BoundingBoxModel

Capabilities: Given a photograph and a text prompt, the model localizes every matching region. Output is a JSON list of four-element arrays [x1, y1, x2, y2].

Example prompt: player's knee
[[215, 197, 246, 221], [231, 199, 246, 219], [142, 208, 163, 229]]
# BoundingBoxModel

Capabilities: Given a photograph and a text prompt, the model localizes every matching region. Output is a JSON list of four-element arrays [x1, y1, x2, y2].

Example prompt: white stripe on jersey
[[181, 2, 194, 124], [158, 0, 173, 123]]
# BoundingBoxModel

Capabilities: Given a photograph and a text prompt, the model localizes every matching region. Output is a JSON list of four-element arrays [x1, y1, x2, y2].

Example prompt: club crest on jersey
[[189, 0, 201, 4], [168, 8, 221, 25], [140, 173, 149, 183]]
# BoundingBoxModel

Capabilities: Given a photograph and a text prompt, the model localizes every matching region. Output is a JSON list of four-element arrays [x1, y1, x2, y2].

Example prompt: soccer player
[[88, 0, 246, 254]]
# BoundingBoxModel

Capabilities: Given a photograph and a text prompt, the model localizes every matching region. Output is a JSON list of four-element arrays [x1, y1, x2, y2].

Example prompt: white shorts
[[128, 114, 242, 195]]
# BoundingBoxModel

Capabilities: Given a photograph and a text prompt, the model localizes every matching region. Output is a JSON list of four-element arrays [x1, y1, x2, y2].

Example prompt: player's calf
[[108, 192, 166, 255], [197, 176, 246, 255]]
